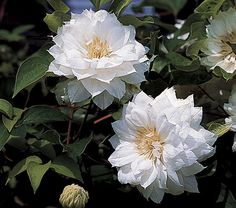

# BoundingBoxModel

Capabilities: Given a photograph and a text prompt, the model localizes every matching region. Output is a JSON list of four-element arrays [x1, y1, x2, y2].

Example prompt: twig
[[0, 0, 7, 22], [76, 100, 93, 141], [94, 114, 113, 125], [66, 105, 75, 145]]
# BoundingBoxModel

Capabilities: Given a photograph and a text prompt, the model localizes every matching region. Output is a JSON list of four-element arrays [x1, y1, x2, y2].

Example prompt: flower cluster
[[108, 88, 217, 203], [46, 8, 231, 205]]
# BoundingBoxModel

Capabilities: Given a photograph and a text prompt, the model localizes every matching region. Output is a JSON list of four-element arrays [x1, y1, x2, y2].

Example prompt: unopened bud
[[59, 184, 89, 208]]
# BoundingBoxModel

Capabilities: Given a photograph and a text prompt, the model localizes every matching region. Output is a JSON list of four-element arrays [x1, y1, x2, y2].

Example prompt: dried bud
[[59, 184, 89, 208]]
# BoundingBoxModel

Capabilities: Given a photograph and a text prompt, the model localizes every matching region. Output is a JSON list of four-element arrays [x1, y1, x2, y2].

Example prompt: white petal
[[92, 90, 114, 109], [67, 80, 91, 103]]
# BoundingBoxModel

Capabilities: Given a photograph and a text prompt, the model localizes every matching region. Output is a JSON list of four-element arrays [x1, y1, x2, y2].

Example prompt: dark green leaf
[[39, 130, 61, 144], [119, 15, 154, 28], [27, 161, 51, 193], [12, 25, 34, 34], [186, 39, 206, 59], [67, 135, 93, 158], [50, 155, 83, 181], [109, 0, 132, 17], [13, 49, 53, 97], [166, 52, 193, 67], [149, 31, 160, 54], [2, 108, 24, 132], [21, 105, 67, 125], [27, 138, 56, 160], [134, 0, 187, 16], [0, 99, 13, 119], [44, 11, 70, 33], [0, 121, 10, 151], [151, 57, 170, 73], [47, 0, 70, 13], [91, 0, 111, 10], [188, 21, 207, 40]]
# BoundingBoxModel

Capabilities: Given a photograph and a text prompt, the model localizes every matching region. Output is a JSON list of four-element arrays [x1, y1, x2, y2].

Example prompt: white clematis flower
[[48, 9, 149, 109], [202, 8, 236, 74], [108, 88, 217, 203]]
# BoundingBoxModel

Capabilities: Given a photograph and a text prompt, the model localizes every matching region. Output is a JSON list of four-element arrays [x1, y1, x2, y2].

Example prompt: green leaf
[[188, 21, 207, 40], [0, 121, 10, 151], [7, 156, 42, 183], [119, 15, 154, 28], [47, 0, 70, 13], [166, 52, 193, 67], [12, 25, 34, 34], [0, 29, 24, 42], [39, 130, 61, 144], [27, 161, 51, 193], [151, 57, 170, 73], [67, 135, 93, 158], [50, 155, 83, 181], [171, 66, 212, 85], [134, 0, 187, 16], [213, 66, 236, 80], [21, 105, 67, 125], [156, 0, 187, 16], [13, 48, 53, 98], [186, 39, 206, 59], [163, 37, 185, 52], [195, 0, 225, 16], [149, 31, 160, 54], [207, 121, 231, 137], [27, 138, 56, 160], [91, 0, 111, 10], [2, 108, 24, 132], [109, 0, 132, 17], [44, 11, 70, 33], [0, 99, 13, 119]]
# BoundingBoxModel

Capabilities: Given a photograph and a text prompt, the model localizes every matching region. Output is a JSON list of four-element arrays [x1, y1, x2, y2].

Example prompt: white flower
[[108, 88, 217, 203], [48, 9, 149, 109], [202, 8, 236, 74]]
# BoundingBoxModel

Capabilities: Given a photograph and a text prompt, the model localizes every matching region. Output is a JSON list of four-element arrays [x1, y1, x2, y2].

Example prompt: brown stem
[[76, 100, 93, 141], [0, 0, 7, 22], [66, 105, 75, 145]]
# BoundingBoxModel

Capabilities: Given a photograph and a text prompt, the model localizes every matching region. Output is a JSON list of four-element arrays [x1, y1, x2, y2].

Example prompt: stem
[[76, 100, 93, 141], [66, 105, 75, 145], [0, 0, 7, 22], [24, 90, 30, 109]]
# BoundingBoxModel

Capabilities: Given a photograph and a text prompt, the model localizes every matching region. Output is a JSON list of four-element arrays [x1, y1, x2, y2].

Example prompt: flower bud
[[59, 184, 89, 208]]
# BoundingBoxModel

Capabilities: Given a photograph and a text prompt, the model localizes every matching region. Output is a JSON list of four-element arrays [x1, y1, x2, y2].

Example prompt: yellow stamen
[[135, 128, 164, 160], [86, 36, 111, 59]]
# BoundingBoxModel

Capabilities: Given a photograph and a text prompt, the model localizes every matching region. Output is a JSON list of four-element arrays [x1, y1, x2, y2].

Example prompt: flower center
[[135, 128, 164, 160], [86, 36, 111, 59]]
